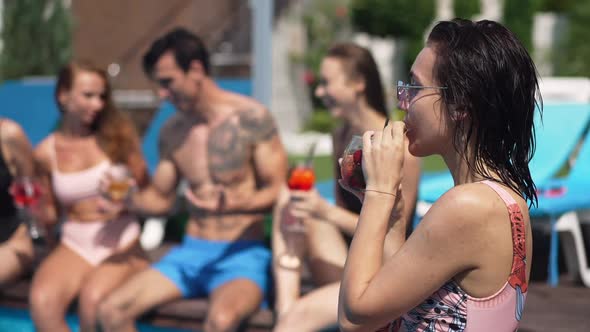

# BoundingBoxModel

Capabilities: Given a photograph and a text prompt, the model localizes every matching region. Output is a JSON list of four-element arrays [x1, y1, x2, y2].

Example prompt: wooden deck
[[520, 280, 590, 332]]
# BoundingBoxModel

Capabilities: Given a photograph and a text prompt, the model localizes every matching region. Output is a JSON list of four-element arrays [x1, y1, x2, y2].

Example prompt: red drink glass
[[340, 135, 366, 190], [9, 176, 42, 208], [277, 164, 315, 270], [9, 176, 44, 239], [287, 164, 315, 191]]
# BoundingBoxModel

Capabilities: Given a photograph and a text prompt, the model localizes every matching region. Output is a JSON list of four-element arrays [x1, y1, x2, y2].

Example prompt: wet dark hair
[[427, 19, 541, 205], [326, 42, 388, 117], [143, 27, 210, 77]]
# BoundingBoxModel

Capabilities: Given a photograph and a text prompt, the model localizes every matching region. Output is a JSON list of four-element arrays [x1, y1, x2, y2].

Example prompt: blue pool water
[[0, 307, 192, 332]]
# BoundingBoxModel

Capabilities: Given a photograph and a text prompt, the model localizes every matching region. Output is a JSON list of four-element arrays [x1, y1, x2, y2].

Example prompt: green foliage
[[536, 0, 574, 13], [453, 0, 481, 19], [303, 109, 340, 133], [553, 1, 590, 76], [350, 0, 435, 82], [350, 0, 435, 38], [0, 0, 73, 80], [503, 0, 536, 52], [301, 0, 350, 75], [300, 0, 351, 110]]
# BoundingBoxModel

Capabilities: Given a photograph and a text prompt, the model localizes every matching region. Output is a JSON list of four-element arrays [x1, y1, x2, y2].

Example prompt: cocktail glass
[[277, 163, 315, 270], [9, 176, 44, 239], [107, 164, 132, 202], [340, 135, 366, 191]]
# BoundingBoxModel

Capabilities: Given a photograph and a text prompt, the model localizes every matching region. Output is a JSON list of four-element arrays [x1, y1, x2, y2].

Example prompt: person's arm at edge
[[271, 186, 301, 316], [125, 120, 180, 217], [128, 158, 179, 217]]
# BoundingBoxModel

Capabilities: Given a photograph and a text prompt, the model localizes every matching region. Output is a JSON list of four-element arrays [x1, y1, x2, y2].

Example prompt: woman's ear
[[353, 77, 366, 95], [57, 89, 68, 109]]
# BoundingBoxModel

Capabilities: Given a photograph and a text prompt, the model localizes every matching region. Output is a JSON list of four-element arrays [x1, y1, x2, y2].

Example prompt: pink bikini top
[[380, 180, 528, 332], [50, 135, 111, 206]]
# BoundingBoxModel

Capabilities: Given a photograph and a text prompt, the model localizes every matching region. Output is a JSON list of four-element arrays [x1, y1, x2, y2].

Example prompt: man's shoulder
[[217, 90, 265, 115], [159, 113, 186, 136]]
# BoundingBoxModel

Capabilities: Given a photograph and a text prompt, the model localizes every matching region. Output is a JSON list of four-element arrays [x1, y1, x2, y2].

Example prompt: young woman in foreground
[[339, 19, 539, 332]]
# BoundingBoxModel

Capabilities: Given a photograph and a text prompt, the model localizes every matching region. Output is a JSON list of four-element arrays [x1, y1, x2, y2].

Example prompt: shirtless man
[[98, 27, 288, 332]]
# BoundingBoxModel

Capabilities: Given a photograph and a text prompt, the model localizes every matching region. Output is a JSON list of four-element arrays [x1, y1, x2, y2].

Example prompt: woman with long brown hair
[[272, 42, 421, 331], [29, 61, 150, 332]]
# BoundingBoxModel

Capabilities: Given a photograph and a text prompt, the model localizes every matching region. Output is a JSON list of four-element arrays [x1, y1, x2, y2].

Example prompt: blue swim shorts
[[152, 235, 271, 301]]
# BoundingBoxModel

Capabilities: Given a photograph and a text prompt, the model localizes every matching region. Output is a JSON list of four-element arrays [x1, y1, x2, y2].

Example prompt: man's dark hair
[[143, 27, 210, 76]]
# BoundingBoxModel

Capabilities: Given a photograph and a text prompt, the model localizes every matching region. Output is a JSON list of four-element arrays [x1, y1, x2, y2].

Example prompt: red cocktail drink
[[340, 135, 366, 190], [278, 164, 315, 270], [10, 177, 42, 208], [287, 165, 315, 191]]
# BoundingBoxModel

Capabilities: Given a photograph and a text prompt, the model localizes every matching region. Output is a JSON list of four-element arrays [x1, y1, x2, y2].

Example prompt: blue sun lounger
[[417, 103, 590, 206], [529, 105, 590, 286]]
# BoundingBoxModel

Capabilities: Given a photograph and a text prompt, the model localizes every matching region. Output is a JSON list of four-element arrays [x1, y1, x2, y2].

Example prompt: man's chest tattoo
[[208, 120, 246, 174], [207, 109, 277, 177]]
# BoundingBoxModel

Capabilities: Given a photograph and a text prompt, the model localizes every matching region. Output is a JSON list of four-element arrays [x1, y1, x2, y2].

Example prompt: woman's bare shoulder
[[0, 118, 27, 141], [33, 135, 55, 170], [424, 182, 502, 232]]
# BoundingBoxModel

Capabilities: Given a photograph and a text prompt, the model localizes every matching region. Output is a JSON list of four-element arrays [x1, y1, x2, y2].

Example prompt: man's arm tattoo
[[239, 108, 278, 142]]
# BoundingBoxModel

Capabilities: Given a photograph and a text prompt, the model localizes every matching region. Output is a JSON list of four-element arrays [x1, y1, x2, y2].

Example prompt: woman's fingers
[[362, 130, 376, 152], [391, 121, 406, 147]]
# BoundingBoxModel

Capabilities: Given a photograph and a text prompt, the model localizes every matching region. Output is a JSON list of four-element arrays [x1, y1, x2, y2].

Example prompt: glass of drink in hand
[[277, 163, 316, 270], [107, 164, 132, 202], [340, 135, 366, 191], [10, 176, 42, 208], [9, 176, 44, 239], [285, 163, 315, 232]]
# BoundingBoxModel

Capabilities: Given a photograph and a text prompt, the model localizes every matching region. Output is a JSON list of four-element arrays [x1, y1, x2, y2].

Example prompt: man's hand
[[184, 185, 225, 214]]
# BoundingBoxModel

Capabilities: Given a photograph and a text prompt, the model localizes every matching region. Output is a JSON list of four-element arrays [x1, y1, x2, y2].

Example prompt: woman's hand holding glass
[[98, 164, 136, 214], [340, 121, 406, 219], [277, 164, 316, 270], [361, 122, 405, 196], [287, 188, 330, 223]]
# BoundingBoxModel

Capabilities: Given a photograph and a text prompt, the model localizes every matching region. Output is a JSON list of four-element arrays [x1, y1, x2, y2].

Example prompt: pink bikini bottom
[[61, 215, 141, 266]]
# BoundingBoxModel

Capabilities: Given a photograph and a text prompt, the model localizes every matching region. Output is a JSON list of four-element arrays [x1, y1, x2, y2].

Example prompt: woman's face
[[59, 70, 106, 125], [315, 57, 361, 119], [400, 46, 453, 157]]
